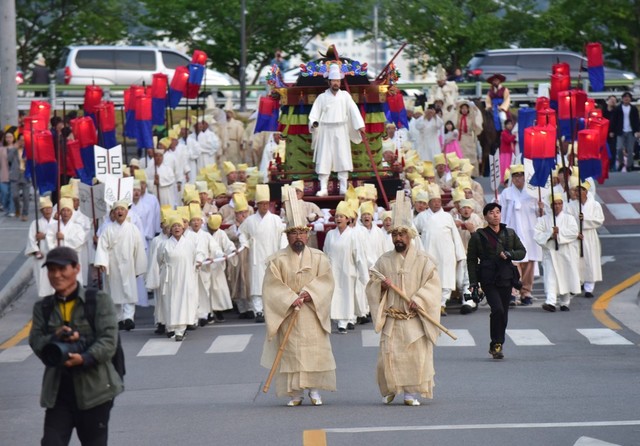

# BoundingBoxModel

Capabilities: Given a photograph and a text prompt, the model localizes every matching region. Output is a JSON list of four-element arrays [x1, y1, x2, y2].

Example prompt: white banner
[[94, 145, 123, 183], [103, 176, 133, 209], [78, 183, 107, 220], [489, 153, 501, 192]]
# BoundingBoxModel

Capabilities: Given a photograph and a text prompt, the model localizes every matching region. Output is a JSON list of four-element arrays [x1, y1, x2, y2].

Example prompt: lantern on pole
[[550, 74, 570, 101], [151, 73, 168, 126], [577, 129, 601, 180], [527, 125, 557, 187], [169, 66, 190, 108], [29, 101, 51, 122], [191, 50, 208, 66], [535, 97, 550, 111], [84, 85, 103, 115], [537, 108, 557, 128]]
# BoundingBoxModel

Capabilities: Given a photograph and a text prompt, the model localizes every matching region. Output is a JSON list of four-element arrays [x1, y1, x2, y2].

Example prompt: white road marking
[[600, 255, 616, 265], [205, 334, 252, 353], [361, 330, 380, 347], [507, 329, 554, 346], [577, 329, 634, 345], [599, 233, 640, 238], [323, 420, 640, 433], [0, 345, 33, 363], [137, 339, 182, 356], [605, 203, 640, 219], [574, 436, 621, 446], [437, 329, 475, 347], [618, 189, 640, 204]]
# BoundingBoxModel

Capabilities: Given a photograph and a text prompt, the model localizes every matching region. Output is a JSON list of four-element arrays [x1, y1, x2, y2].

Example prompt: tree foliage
[[16, 0, 139, 75], [139, 0, 375, 84]]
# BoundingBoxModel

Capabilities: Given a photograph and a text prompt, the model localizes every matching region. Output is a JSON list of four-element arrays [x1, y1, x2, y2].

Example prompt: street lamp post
[[240, 0, 247, 112]]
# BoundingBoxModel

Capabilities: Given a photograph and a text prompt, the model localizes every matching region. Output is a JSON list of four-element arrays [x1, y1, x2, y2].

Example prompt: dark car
[[465, 48, 636, 84]]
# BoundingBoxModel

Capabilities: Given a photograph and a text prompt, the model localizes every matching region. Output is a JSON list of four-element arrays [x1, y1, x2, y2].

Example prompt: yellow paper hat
[[355, 186, 366, 198], [159, 137, 171, 148], [509, 164, 525, 175], [176, 205, 190, 221], [183, 190, 200, 204], [423, 161, 435, 177], [381, 210, 392, 221], [460, 199, 476, 209], [207, 214, 222, 230], [427, 184, 441, 200], [254, 184, 270, 203], [236, 163, 248, 171], [133, 179, 141, 190], [160, 206, 174, 225], [568, 176, 580, 190], [433, 153, 446, 166], [335, 201, 353, 218], [457, 179, 472, 191], [205, 170, 222, 183], [346, 199, 359, 218], [447, 156, 461, 170], [39, 196, 53, 209], [168, 128, 179, 140], [406, 171, 421, 182], [413, 106, 424, 114], [211, 182, 227, 198], [189, 203, 203, 221], [503, 168, 511, 183], [549, 193, 564, 205], [291, 180, 305, 192], [183, 183, 196, 194], [134, 169, 147, 182], [414, 189, 430, 204], [359, 201, 375, 216], [223, 161, 236, 176], [195, 181, 208, 193], [111, 200, 129, 210], [129, 158, 140, 168], [229, 182, 247, 194], [364, 183, 377, 200], [60, 184, 77, 199], [579, 180, 591, 190], [344, 184, 357, 201], [460, 163, 474, 175], [452, 187, 465, 202], [233, 193, 248, 212], [168, 214, 183, 228]]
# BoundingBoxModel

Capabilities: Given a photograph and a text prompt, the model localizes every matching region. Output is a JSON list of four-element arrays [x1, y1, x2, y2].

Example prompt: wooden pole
[[262, 307, 300, 393]]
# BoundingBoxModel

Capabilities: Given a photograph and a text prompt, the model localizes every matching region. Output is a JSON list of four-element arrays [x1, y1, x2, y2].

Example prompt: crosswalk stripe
[[361, 330, 380, 347], [205, 334, 252, 353], [577, 329, 634, 345], [507, 329, 554, 346], [137, 339, 182, 357], [438, 329, 475, 347], [0, 345, 33, 363]]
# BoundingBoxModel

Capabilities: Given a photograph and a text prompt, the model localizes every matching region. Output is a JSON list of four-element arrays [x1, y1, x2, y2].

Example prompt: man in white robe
[[94, 201, 147, 330], [499, 164, 542, 305], [134, 170, 161, 240], [146, 149, 177, 207], [414, 187, 466, 316], [197, 117, 221, 167], [46, 198, 87, 286], [239, 185, 286, 323], [206, 214, 235, 321], [414, 107, 443, 161], [566, 182, 604, 298], [535, 195, 580, 312], [308, 64, 365, 196], [25, 197, 55, 297], [146, 220, 169, 334]]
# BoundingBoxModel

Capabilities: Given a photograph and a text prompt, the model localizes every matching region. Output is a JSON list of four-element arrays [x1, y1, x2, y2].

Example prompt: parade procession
[[0, 23, 640, 446]]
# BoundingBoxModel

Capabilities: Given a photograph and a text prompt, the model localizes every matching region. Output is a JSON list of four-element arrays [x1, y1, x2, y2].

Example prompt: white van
[[56, 45, 236, 94]]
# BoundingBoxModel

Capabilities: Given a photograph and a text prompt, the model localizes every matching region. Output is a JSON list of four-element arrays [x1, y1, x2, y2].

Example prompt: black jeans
[[482, 283, 512, 348], [42, 374, 113, 446]]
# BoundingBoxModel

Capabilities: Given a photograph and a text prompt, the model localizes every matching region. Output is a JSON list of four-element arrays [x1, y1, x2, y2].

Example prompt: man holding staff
[[366, 192, 442, 407], [260, 189, 336, 407]]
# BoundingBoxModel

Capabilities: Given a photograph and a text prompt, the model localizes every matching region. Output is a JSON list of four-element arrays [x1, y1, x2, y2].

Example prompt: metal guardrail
[[16, 79, 640, 111]]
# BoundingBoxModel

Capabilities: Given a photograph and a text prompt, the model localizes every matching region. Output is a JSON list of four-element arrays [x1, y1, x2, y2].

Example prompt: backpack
[[41, 288, 126, 380]]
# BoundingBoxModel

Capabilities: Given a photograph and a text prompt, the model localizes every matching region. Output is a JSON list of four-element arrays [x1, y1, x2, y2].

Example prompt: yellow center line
[[0, 320, 32, 350], [303, 429, 327, 446], [592, 272, 640, 330]]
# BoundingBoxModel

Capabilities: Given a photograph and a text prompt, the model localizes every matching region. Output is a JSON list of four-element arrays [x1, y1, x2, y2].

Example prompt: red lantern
[[70, 117, 98, 148], [29, 101, 51, 122], [191, 50, 207, 66], [95, 101, 116, 132], [24, 116, 48, 159], [537, 108, 557, 127], [125, 85, 145, 112], [151, 73, 168, 99], [84, 85, 103, 114], [584, 98, 595, 118], [523, 126, 555, 159], [585, 43, 604, 67], [170, 66, 190, 94], [135, 95, 152, 121], [535, 97, 550, 111], [588, 109, 602, 118], [577, 129, 600, 159], [65, 139, 81, 177], [550, 74, 570, 101], [586, 116, 609, 148], [34, 130, 56, 164], [557, 90, 588, 120], [552, 62, 570, 77]]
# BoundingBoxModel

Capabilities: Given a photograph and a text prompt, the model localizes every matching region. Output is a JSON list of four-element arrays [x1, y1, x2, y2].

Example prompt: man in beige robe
[[366, 225, 441, 406], [260, 217, 336, 406]]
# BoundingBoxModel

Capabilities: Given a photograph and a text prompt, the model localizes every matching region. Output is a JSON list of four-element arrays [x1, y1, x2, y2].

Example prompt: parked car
[[465, 48, 636, 84], [56, 45, 235, 96]]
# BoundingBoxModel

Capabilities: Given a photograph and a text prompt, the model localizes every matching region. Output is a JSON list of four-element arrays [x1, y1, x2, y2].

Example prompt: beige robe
[[260, 246, 336, 397], [224, 118, 246, 165], [456, 109, 483, 176], [366, 245, 441, 398]]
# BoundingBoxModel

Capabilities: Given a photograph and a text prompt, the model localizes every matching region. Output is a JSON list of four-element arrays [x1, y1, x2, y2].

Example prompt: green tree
[[140, 0, 375, 84], [16, 0, 140, 77]]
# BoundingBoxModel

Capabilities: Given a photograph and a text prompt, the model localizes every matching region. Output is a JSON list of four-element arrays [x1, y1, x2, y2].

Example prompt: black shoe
[[118, 321, 125, 331], [337, 327, 347, 334], [560, 305, 570, 312], [509, 296, 517, 307], [347, 322, 355, 330], [255, 312, 265, 323], [460, 304, 473, 315], [489, 343, 504, 360], [124, 319, 135, 331], [207, 313, 216, 322], [154, 324, 166, 335], [584, 292, 594, 298], [520, 296, 533, 306], [175, 334, 184, 342], [214, 311, 226, 322], [166, 331, 175, 338], [198, 318, 208, 327], [542, 303, 556, 312], [238, 312, 248, 319], [186, 324, 197, 331], [245, 311, 255, 320]]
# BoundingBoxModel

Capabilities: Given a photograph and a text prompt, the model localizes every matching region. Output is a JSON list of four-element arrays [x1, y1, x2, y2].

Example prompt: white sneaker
[[382, 394, 395, 405], [316, 189, 328, 197]]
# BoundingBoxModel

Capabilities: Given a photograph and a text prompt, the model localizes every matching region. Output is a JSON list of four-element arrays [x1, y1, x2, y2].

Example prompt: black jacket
[[611, 104, 640, 135], [467, 224, 526, 286]]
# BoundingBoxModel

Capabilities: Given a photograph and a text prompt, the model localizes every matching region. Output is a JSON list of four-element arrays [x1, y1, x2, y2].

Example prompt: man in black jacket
[[467, 203, 526, 360], [610, 92, 640, 172]]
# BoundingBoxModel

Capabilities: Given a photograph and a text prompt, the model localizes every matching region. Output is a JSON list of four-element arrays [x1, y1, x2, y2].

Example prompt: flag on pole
[[384, 92, 409, 130], [151, 73, 168, 126], [95, 101, 117, 148], [586, 43, 605, 92], [31, 129, 58, 194], [524, 125, 557, 187], [186, 63, 205, 99], [70, 117, 98, 183], [517, 107, 537, 160], [135, 95, 153, 150], [169, 66, 190, 109], [577, 129, 602, 180], [254, 95, 280, 133]]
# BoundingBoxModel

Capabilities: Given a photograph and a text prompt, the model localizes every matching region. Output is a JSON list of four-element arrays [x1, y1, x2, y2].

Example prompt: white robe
[[239, 211, 286, 296], [71, 209, 93, 285], [308, 88, 365, 175], [146, 233, 168, 324], [415, 208, 466, 290], [197, 128, 220, 167], [354, 224, 387, 316], [567, 197, 604, 283], [499, 185, 542, 262], [210, 229, 235, 311], [145, 161, 177, 208], [46, 217, 88, 286], [189, 228, 218, 317], [323, 226, 368, 320], [186, 133, 203, 180], [534, 211, 581, 296], [158, 235, 202, 329], [25, 217, 54, 297], [93, 220, 147, 305], [414, 115, 443, 161]]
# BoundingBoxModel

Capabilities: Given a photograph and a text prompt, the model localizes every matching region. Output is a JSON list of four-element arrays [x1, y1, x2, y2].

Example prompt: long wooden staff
[[549, 172, 559, 250], [262, 306, 301, 393], [90, 185, 102, 290], [369, 268, 457, 340]]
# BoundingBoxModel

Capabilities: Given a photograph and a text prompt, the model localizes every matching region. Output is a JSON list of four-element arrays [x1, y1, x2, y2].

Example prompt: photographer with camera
[[467, 203, 526, 360], [29, 247, 123, 446]]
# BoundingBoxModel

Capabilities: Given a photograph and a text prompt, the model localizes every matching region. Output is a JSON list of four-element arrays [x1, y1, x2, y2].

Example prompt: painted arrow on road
[[574, 436, 621, 446], [601, 255, 616, 265]]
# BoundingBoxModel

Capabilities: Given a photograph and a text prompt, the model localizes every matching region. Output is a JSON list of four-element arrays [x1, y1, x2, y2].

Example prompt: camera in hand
[[471, 286, 485, 304], [41, 330, 87, 367]]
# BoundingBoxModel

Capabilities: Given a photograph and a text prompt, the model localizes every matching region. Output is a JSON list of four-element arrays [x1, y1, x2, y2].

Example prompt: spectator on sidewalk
[[7, 132, 29, 220], [611, 92, 640, 172]]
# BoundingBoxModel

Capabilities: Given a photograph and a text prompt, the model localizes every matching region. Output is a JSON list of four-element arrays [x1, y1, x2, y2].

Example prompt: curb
[[0, 260, 33, 316]]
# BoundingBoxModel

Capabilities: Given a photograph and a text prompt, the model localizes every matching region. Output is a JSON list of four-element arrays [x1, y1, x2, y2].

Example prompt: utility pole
[[0, 0, 17, 126], [239, 0, 247, 112]]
